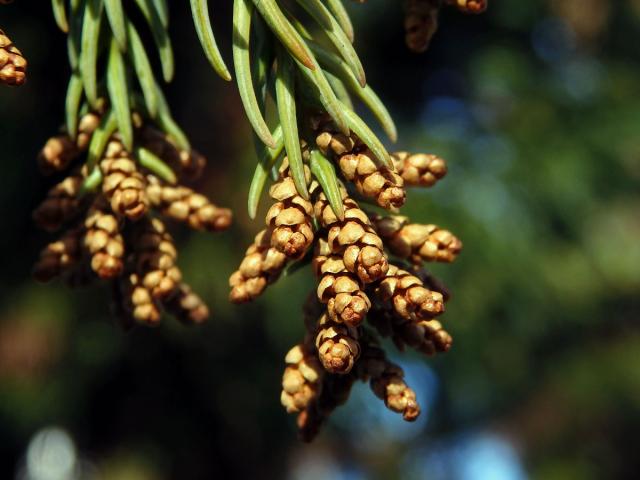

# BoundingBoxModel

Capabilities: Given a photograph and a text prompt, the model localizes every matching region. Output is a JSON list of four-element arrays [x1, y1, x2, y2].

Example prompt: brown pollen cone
[[371, 215, 462, 263], [338, 149, 406, 210], [315, 192, 389, 284], [32, 173, 84, 232], [314, 312, 360, 374], [100, 140, 148, 220], [313, 238, 371, 326], [131, 217, 182, 299], [374, 264, 445, 321], [313, 116, 405, 210], [228, 228, 288, 303], [83, 201, 125, 279], [266, 166, 314, 259], [146, 176, 232, 231], [391, 151, 447, 187], [0, 29, 26, 86], [33, 227, 83, 283], [445, 0, 487, 14], [356, 341, 421, 421], [404, 0, 440, 53], [281, 344, 324, 414], [163, 283, 209, 324], [119, 271, 161, 325]]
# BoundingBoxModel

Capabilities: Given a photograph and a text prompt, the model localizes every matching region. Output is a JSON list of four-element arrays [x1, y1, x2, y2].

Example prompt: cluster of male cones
[[229, 115, 462, 441], [32, 109, 232, 327]]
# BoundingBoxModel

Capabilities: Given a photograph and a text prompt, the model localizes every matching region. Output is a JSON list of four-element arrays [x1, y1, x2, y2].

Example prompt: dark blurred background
[[1, 1, 639, 479]]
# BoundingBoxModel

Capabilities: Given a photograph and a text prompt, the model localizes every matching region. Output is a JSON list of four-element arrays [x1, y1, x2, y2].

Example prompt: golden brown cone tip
[[314, 244, 371, 326], [0, 29, 27, 86], [266, 175, 314, 259], [376, 265, 445, 320], [391, 152, 447, 187], [371, 215, 462, 264], [120, 273, 161, 325], [316, 196, 389, 284], [229, 229, 288, 304], [281, 344, 323, 414], [315, 314, 360, 374], [101, 141, 149, 220]]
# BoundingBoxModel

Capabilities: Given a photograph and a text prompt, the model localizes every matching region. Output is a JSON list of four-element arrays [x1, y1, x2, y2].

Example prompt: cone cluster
[[33, 110, 232, 327], [0, 28, 26, 86], [230, 122, 461, 440]]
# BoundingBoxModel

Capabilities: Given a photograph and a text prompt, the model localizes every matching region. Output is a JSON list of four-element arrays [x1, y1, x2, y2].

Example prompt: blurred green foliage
[[0, 1, 638, 479]]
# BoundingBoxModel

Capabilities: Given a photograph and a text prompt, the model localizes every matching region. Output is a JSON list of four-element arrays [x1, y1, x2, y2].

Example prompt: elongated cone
[[119, 271, 161, 325], [281, 344, 324, 414], [131, 217, 182, 299], [368, 307, 453, 356], [404, 0, 440, 53], [266, 163, 314, 259], [356, 341, 421, 421], [297, 372, 357, 442], [33, 227, 83, 282], [33, 173, 83, 231], [101, 140, 148, 220], [315, 191, 389, 284], [139, 126, 206, 181], [338, 149, 406, 209], [146, 176, 232, 231], [313, 238, 371, 326], [163, 283, 209, 324], [371, 215, 462, 263], [83, 200, 125, 279], [314, 312, 360, 374], [374, 264, 445, 321], [229, 229, 288, 303], [391, 151, 447, 187], [0, 29, 26, 85], [445, 0, 487, 14]]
